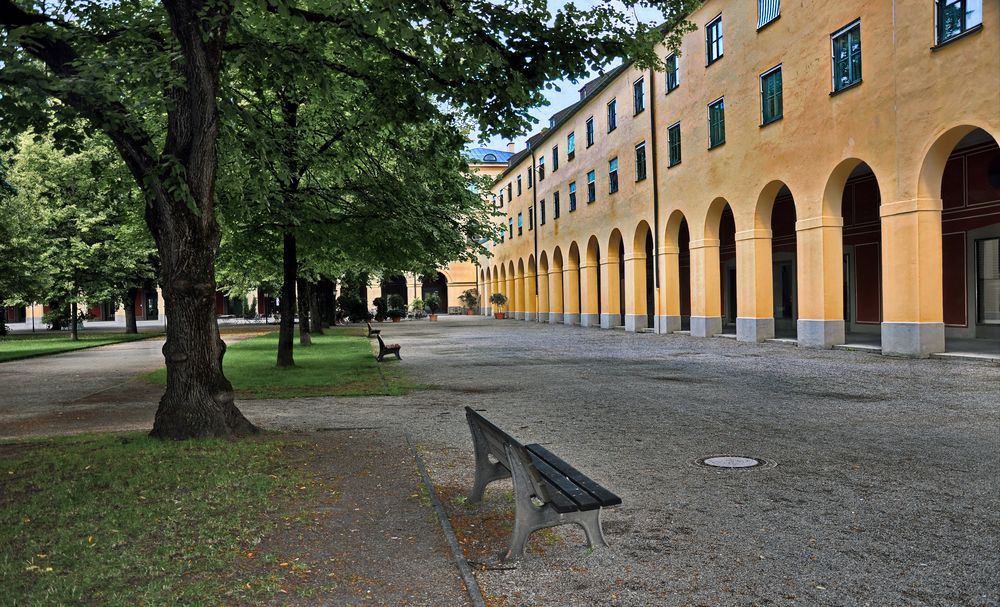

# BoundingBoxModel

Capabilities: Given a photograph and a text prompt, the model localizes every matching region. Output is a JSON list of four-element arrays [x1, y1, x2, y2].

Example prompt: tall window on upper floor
[[538, 156, 545, 180], [499, 190, 504, 206], [607, 99, 617, 132], [507, 182, 512, 200], [665, 54, 679, 93], [586, 117, 595, 147], [567, 132, 576, 160], [528, 166, 533, 188], [569, 182, 577, 211], [508, 217, 513, 239], [552, 145, 559, 172], [633, 78, 645, 114], [517, 212, 523, 236], [706, 15, 723, 65], [554, 191, 561, 219], [757, 0, 780, 30], [587, 170, 596, 202], [528, 207, 533, 230], [635, 142, 647, 181], [708, 98, 725, 149], [936, 0, 982, 44], [667, 122, 681, 167], [831, 20, 861, 92], [609, 158, 619, 194], [517, 175, 522, 195], [760, 65, 783, 125], [540, 199, 546, 225]]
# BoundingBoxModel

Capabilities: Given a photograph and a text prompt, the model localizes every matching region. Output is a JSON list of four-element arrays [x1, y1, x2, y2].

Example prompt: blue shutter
[[757, 0, 780, 29]]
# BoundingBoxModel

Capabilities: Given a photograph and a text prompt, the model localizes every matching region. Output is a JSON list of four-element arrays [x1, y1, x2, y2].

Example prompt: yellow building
[[479, 0, 999, 357]]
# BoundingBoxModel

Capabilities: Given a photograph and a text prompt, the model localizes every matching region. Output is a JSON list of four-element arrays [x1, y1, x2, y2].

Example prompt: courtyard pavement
[[2, 317, 998, 605]]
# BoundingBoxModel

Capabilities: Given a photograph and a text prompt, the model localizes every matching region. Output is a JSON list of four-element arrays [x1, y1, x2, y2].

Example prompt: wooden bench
[[464, 407, 621, 560], [366, 321, 381, 338], [375, 334, 401, 361]]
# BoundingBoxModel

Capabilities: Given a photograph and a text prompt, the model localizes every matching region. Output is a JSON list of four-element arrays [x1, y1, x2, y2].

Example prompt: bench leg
[[377, 352, 385, 362], [467, 423, 511, 504], [394, 350, 401, 360]]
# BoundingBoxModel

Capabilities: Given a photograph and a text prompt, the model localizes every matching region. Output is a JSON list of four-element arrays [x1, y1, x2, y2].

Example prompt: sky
[[477, 1, 665, 152]]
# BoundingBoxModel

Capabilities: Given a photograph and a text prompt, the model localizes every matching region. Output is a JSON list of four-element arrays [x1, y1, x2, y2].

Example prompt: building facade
[[480, 0, 999, 357]]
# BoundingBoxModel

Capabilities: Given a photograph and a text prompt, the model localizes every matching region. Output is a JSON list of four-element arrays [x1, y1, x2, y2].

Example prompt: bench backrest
[[376, 334, 387, 349], [464, 407, 554, 504]]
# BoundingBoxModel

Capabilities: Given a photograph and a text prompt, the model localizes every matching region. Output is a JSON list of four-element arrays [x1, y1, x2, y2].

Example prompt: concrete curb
[[407, 434, 487, 607]]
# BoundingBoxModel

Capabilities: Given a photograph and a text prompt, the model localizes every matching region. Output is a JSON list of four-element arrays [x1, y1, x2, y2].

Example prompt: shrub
[[372, 296, 388, 321], [336, 294, 372, 322], [424, 292, 442, 314], [387, 308, 405, 320], [387, 294, 405, 311], [489, 292, 508, 307], [458, 288, 479, 310]]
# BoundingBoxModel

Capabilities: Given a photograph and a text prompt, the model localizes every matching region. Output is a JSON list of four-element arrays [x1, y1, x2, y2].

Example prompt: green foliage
[[387, 294, 405, 311], [424, 292, 442, 314], [372, 297, 388, 321], [336, 294, 371, 323], [410, 298, 425, 313], [458, 289, 480, 309], [490, 292, 508, 307], [387, 308, 405, 321]]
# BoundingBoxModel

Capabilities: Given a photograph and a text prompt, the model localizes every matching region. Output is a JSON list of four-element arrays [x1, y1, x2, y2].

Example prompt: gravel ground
[[240, 317, 1000, 607]]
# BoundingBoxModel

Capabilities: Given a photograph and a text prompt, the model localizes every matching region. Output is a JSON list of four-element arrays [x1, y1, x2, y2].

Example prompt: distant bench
[[464, 407, 621, 560], [366, 321, 381, 338], [375, 334, 401, 362]]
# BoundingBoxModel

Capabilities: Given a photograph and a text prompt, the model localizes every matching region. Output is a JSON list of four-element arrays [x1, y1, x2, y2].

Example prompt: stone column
[[549, 267, 564, 324], [563, 265, 580, 325], [513, 271, 524, 320], [624, 253, 648, 332], [599, 255, 622, 329], [658, 244, 682, 334], [795, 215, 846, 348], [537, 271, 549, 323], [579, 260, 600, 327], [523, 268, 537, 322], [689, 238, 722, 337], [880, 198, 945, 357], [735, 228, 775, 342]]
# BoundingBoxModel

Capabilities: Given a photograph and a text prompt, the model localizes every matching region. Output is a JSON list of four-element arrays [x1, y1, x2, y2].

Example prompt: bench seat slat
[[528, 453, 601, 511], [526, 444, 622, 507], [539, 480, 580, 513]]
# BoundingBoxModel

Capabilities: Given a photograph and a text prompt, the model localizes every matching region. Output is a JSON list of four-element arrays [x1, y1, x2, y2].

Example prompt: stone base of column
[[657, 315, 682, 334], [690, 316, 722, 338], [580, 313, 600, 328], [524, 312, 535, 322], [600, 313, 622, 329], [881, 322, 945, 357], [562, 313, 579, 326], [737, 317, 774, 343], [624, 314, 648, 332], [549, 312, 563, 324], [536, 312, 548, 323], [797, 319, 844, 349]]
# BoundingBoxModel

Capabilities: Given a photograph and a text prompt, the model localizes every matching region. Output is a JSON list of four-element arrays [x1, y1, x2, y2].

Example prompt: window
[[633, 78, 645, 114], [508, 217, 513, 239], [607, 99, 617, 132], [567, 132, 575, 160], [665, 54, 679, 93], [609, 158, 619, 194], [540, 199, 546, 225], [667, 122, 681, 167], [528, 207, 533, 230], [706, 15, 723, 64], [977, 237, 1000, 324], [635, 142, 647, 181], [507, 182, 512, 200], [483, 153, 497, 162], [528, 166, 533, 188], [517, 213, 523, 236], [554, 191, 561, 219], [569, 182, 577, 211], [538, 156, 545, 180], [499, 191, 504, 205], [587, 170, 596, 202], [758, 0, 780, 29], [586, 117, 595, 147], [832, 21, 862, 92], [937, 0, 983, 44], [552, 145, 559, 172], [760, 65, 783, 125], [708, 98, 725, 148], [517, 175, 522, 195]]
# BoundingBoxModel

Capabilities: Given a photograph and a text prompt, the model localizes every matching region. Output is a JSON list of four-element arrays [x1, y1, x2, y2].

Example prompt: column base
[[563, 313, 579, 326], [657, 315, 682, 334], [797, 319, 844, 349], [549, 312, 564, 324], [536, 312, 548, 323], [737, 317, 774, 343], [524, 312, 536, 322], [690, 316, 722, 338], [881, 322, 945, 357], [514, 312, 523, 320], [580, 313, 600, 328], [624, 314, 648, 332], [600, 313, 623, 329]]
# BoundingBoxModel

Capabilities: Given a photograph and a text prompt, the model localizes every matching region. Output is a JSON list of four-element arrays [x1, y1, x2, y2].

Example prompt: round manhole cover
[[702, 456, 760, 468]]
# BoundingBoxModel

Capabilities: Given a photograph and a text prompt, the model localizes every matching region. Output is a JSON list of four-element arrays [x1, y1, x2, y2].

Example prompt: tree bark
[[124, 288, 139, 334], [309, 282, 323, 335], [297, 277, 312, 346], [70, 301, 78, 341], [277, 232, 297, 367]]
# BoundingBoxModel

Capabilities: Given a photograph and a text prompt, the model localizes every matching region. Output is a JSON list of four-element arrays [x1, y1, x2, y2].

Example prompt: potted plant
[[387, 308, 405, 322], [409, 298, 425, 319], [458, 288, 479, 315], [372, 296, 388, 322], [489, 292, 508, 319], [425, 292, 442, 321]]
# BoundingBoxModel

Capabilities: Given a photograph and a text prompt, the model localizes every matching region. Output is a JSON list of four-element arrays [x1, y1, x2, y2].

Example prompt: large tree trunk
[[277, 232, 297, 367], [124, 288, 139, 334], [297, 277, 312, 346], [309, 283, 323, 335], [70, 301, 78, 341]]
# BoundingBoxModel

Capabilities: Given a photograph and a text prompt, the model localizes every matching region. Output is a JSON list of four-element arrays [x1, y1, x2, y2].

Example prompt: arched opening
[[662, 211, 692, 333], [711, 203, 738, 336], [512, 260, 522, 319], [603, 229, 625, 329], [929, 127, 1000, 352], [582, 236, 602, 327], [840, 161, 883, 348], [550, 247, 565, 324], [482, 269, 490, 315], [628, 222, 655, 332], [538, 252, 550, 323], [525, 255, 538, 321], [753, 182, 799, 340], [679, 218, 691, 330], [498, 265, 508, 316], [421, 272, 448, 313], [566, 243, 581, 325], [381, 275, 408, 306]]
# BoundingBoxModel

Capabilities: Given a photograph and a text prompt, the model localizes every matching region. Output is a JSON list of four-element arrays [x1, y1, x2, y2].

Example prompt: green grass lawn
[[147, 329, 418, 398], [0, 332, 160, 363], [0, 432, 304, 605]]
